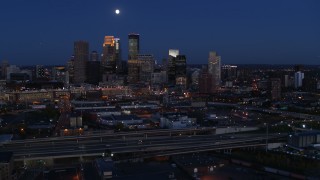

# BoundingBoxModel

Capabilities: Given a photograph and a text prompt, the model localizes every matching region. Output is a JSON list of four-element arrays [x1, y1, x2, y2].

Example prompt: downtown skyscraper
[[101, 36, 121, 74], [128, 34, 140, 84], [208, 51, 221, 91], [128, 34, 140, 60], [168, 49, 179, 85], [73, 41, 89, 84]]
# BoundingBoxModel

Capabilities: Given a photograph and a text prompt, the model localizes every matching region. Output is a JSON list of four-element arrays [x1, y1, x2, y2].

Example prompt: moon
[[115, 9, 120, 15]]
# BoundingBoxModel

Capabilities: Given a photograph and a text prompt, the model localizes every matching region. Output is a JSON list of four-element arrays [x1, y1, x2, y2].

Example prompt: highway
[[0, 129, 285, 161]]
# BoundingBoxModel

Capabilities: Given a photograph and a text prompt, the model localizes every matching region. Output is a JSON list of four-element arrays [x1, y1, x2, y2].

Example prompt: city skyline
[[0, 0, 320, 65]]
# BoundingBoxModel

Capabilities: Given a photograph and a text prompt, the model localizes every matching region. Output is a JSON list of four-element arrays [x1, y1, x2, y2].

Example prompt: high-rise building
[[127, 54, 155, 84], [102, 36, 115, 72], [52, 66, 67, 83], [221, 65, 237, 81], [114, 38, 122, 73], [168, 49, 179, 85], [151, 70, 167, 85], [284, 75, 290, 88], [199, 66, 214, 94], [1, 60, 9, 80], [191, 70, 200, 85], [67, 56, 75, 84], [36, 65, 45, 79], [269, 78, 281, 100], [127, 59, 140, 84], [175, 55, 187, 88], [128, 34, 139, 60], [73, 41, 89, 84], [294, 71, 304, 89], [101, 36, 121, 74], [90, 51, 99, 61], [208, 51, 221, 91], [137, 54, 155, 83]]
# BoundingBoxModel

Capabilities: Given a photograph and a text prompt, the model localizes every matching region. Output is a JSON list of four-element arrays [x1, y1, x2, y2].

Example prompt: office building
[[175, 55, 187, 88], [73, 41, 89, 84], [127, 59, 140, 84], [269, 78, 281, 100], [101, 36, 116, 74], [128, 34, 139, 60], [90, 51, 99, 61], [137, 54, 155, 83], [168, 49, 179, 85], [36, 65, 45, 79], [191, 70, 200, 85], [52, 66, 67, 83], [66, 56, 75, 84], [114, 38, 122, 73], [1, 60, 9, 80], [208, 51, 221, 91], [294, 71, 304, 89], [151, 71, 167, 85], [127, 54, 155, 84], [221, 65, 237, 81], [199, 66, 214, 94]]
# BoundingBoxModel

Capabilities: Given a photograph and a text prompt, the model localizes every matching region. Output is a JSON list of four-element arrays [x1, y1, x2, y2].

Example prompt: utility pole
[[266, 123, 269, 153]]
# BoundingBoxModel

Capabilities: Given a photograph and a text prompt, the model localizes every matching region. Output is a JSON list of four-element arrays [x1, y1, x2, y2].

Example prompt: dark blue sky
[[0, 0, 320, 65]]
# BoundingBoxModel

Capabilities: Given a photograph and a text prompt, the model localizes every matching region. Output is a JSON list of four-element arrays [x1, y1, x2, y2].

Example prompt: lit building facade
[[208, 51, 221, 91], [128, 34, 139, 60], [137, 54, 155, 83], [127, 59, 140, 84], [102, 36, 116, 74], [66, 56, 75, 84], [221, 65, 237, 81], [52, 66, 67, 83], [175, 55, 187, 88], [36, 65, 45, 79]]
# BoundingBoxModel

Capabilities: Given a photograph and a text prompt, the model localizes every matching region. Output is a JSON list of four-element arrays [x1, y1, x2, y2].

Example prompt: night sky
[[0, 0, 320, 65]]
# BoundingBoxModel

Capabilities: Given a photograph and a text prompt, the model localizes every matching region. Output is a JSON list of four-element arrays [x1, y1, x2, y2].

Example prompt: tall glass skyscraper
[[101, 36, 121, 74], [128, 34, 139, 60], [102, 36, 115, 68]]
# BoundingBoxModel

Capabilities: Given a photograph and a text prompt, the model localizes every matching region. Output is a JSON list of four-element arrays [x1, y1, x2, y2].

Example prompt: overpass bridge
[[0, 129, 285, 167]]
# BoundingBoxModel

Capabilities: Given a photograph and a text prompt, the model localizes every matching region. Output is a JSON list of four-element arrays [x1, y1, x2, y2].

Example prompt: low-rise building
[[288, 131, 320, 148], [98, 114, 143, 127], [160, 113, 194, 129]]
